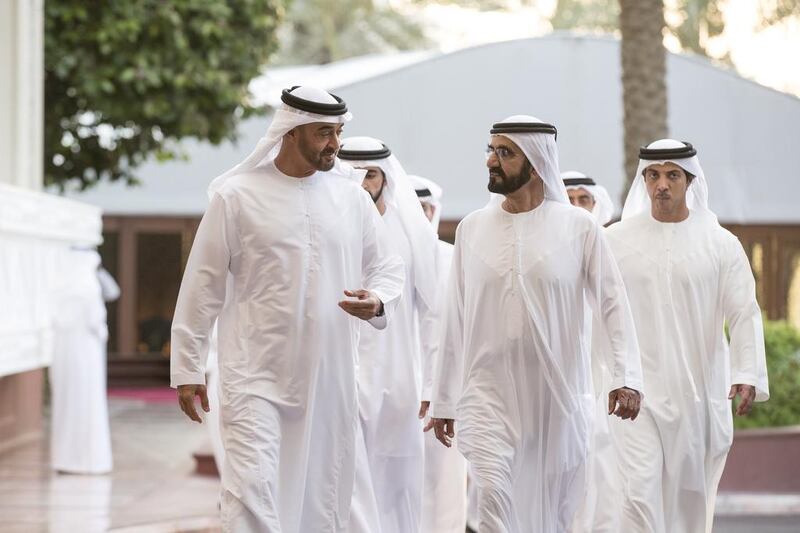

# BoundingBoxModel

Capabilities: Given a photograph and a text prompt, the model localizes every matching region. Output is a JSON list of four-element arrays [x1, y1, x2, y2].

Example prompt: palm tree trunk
[[619, 0, 668, 200]]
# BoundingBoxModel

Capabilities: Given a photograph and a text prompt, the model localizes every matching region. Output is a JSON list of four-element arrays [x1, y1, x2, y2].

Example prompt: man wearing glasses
[[427, 115, 643, 533]]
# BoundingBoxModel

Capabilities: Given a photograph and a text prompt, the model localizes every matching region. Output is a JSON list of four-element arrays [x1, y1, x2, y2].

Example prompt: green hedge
[[734, 319, 800, 429]]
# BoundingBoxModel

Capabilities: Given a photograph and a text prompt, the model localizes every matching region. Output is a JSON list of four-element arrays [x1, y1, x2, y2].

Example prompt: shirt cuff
[[365, 289, 393, 330], [170, 371, 207, 388], [609, 376, 644, 396], [420, 385, 433, 402], [367, 314, 387, 330], [731, 374, 769, 402], [431, 402, 456, 420]]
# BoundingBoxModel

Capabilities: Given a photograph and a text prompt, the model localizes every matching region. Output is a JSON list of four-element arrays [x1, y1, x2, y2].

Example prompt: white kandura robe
[[171, 161, 405, 533], [357, 207, 425, 533], [203, 325, 225, 476], [50, 251, 113, 474], [432, 200, 642, 533], [570, 224, 625, 533], [569, 314, 624, 533], [420, 239, 468, 533], [603, 210, 769, 533]]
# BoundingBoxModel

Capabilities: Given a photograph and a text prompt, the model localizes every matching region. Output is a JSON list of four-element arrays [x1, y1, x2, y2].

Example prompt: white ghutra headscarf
[[407, 174, 443, 233], [621, 139, 712, 220], [486, 115, 568, 207], [207, 86, 363, 199], [562, 170, 615, 225]]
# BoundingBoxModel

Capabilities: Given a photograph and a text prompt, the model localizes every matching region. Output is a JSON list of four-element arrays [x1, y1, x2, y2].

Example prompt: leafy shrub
[[734, 319, 800, 429]]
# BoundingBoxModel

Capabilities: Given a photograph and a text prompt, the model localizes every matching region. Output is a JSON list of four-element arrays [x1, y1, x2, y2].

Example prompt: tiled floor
[[0, 398, 221, 533]]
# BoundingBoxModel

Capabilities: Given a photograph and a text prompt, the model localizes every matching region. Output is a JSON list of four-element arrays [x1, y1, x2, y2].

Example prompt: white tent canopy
[[66, 34, 800, 224]]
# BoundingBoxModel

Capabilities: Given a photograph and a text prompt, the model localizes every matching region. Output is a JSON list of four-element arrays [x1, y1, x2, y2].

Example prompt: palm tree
[[619, 0, 668, 197], [273, 0, 427, 65], [569, 0, 798, 197]]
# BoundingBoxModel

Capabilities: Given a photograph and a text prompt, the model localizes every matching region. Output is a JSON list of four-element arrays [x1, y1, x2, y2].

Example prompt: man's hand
[[423, 417, 455, 448], [729, 384, 756, 416], [608, 387, 641, 421], [177, 384, 210, 423], [338, 289, 383, 320], [418, 401, 430, 420]]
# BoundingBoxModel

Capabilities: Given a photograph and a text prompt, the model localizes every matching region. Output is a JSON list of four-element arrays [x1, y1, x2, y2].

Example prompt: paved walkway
[[0, 398, 219, 533], [1, 396, 799, 532], [714, 515, 800, 533], [713, 493, 800, 533]]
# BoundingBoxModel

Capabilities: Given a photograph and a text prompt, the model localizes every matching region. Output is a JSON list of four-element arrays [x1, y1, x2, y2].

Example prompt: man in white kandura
[[170, 86, 405, 533], [561, 171, 623, 533], [51, 249, 118, 475], [409, 174, 469, 533], [563, 171, 615, 226], [338, 137, 439, 533], [603, 139, 769, 533], [429, 116, 644, 533]]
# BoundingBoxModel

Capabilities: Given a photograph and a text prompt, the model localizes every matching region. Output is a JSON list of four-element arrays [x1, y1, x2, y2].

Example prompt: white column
[[0, 0, 44, 190], [0, 0, 103, 377]]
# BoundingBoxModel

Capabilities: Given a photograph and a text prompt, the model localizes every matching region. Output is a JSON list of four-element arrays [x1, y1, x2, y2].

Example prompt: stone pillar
[[0, 0, 44, 190]]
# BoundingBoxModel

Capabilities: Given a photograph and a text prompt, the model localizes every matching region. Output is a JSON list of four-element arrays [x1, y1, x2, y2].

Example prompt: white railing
[[0, 183, 102, 377]]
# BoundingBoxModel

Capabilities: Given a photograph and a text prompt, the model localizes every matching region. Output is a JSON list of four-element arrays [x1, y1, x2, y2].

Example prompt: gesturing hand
[[608, 387, 641, 421], [177, 384, 210, 423], [338, 289, 383, 320], [423, 417, 455, 448], [729, 384, 756, 416]]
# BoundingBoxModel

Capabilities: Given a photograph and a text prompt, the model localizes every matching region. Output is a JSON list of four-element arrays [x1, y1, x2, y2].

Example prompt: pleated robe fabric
[[570, 229, 626, 533], [432, 200, 642, 533], [356, 207, 425, 533], [203, 325, 225, 477], [420, 239, 468, 533], [569, 312, 624, 533]]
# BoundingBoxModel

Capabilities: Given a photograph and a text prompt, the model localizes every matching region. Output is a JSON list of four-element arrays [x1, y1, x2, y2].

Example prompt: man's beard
[[299, 141, 336, 171], [487, 160, 533, 194], [369, 180, 386, 204]]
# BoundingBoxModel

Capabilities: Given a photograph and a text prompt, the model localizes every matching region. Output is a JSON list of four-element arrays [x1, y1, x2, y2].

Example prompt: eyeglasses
[[485, 145, 516, 162]]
